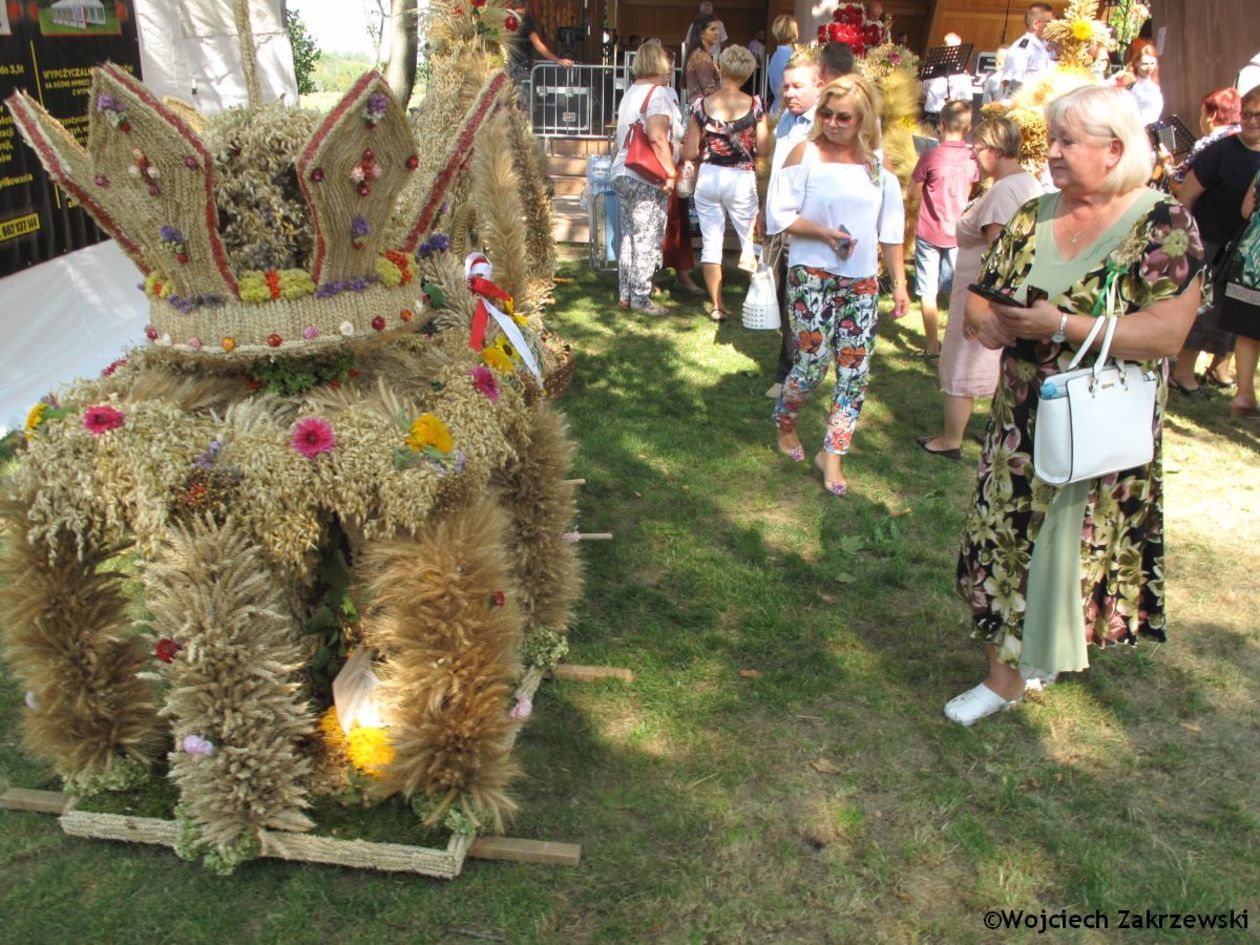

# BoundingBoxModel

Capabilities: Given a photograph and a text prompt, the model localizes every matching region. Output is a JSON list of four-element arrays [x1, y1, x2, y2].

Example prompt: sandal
[[813, 451, 848, 497], [777, 439, 805, 462], [1169, 377, 1202, 396], [709, 308, 728, 323], [943, 683, 1021, 726], [1202, 369, 1234, 388]]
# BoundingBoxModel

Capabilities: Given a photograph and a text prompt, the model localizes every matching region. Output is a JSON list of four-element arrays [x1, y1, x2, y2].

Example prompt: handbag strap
[[1065, 262, 1126, 374], [638, 84, 657, 118]]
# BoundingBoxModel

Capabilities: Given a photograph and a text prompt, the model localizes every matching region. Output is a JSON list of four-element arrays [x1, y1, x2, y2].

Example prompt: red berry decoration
[[371, 316, 386, 332], [406, 155, 419, 170], [491, 591, 506, 608], [400, 308, 414, 322], [155, 638, 181, 663], [176, 252, 190, 264], [267, 333, 282, 347], [311, 167, 325, 182], [357, 183, 370, 197], [145, 325, 158, 340], [363, 148, 374, 161], [505, 14, 518, 30]]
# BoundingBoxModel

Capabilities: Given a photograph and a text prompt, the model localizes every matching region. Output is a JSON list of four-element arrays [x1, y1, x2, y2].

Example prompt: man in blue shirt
[[765, 49, 823, 397]]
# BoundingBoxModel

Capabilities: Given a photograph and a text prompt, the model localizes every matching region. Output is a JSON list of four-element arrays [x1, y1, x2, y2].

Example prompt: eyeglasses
[[1243, 110, 1260, 123], [818, 108, 855, 125]]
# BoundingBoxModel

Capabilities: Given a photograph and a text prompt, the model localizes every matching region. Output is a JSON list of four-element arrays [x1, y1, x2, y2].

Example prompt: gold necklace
[[1061, 200, 1106, 244]]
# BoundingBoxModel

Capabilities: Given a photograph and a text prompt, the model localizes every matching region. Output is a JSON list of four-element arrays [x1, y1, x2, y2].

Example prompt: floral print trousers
[[612, 175, 669, 308], [773, 266, 880, 455]]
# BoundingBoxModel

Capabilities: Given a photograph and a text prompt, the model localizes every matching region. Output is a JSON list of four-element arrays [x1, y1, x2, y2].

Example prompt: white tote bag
[[1033, 314, 1157, 486]]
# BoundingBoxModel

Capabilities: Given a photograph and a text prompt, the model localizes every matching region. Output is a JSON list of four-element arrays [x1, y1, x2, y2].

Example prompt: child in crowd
[[908, 100, 978, 356]]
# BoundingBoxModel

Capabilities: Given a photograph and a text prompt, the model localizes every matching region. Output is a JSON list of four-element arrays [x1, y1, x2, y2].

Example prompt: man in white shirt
[[999, 3, 1053, 98], [765, 49, 823, 397]]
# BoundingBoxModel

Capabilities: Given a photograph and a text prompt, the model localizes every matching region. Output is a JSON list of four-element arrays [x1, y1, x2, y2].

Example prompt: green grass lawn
[[37, 8, 121, 38], [2, 256, 1258, 944]]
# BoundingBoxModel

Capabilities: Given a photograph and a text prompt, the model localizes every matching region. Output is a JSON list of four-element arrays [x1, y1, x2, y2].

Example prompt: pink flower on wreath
[[83, 404, 125, 435], [470, 364, 500, 401], [290, 416, 336, 459], [101, 357, 128, 377], [182, 734, 215, 756], [510, 695, 533, 720]]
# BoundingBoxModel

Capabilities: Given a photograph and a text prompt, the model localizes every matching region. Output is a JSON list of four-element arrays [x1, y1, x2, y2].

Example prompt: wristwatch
[[1051, 313, 1069, 344]]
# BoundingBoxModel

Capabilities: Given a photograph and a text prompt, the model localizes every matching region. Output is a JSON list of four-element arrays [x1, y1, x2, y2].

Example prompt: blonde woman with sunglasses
[[765, 76, 909, 496]]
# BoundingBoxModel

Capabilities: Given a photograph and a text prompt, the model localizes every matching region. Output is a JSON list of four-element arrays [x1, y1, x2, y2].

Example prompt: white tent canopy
[[1, 0, 300, 431]]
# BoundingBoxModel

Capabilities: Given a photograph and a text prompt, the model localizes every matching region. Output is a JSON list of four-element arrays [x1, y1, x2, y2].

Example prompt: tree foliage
[[285, 9, 321, 95]]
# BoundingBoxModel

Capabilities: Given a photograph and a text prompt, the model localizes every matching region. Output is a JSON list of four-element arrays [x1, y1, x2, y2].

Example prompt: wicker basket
[[544, 346, 576, 399]]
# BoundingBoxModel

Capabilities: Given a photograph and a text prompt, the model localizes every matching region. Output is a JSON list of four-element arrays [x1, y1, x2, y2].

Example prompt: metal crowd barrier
[[527, 60, 685, 141]]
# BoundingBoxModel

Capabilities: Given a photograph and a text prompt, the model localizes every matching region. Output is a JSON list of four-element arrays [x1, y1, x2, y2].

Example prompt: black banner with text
[[0, 1, 141, 277]]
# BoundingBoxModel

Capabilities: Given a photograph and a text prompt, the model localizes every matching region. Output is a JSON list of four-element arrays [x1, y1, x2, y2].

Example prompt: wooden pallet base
[[0, 664, 631, 877]]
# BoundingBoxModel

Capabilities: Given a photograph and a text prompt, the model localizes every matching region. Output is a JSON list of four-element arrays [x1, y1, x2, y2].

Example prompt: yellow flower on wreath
[[1070, 18, 1093, 40], [24, 402, 47, 440], [405, 412, 454, 453], [346, 726, 395, 776], [481, 345, 515, 374], [319, 705, 347, 751]]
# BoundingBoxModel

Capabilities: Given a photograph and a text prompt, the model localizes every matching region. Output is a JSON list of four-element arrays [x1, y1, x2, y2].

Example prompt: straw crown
[[6, 64, 504, 359]]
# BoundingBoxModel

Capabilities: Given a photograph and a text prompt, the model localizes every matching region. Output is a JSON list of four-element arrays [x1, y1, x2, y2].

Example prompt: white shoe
[[1023, 674, 1057, 693], [765, 382, 783, 399], [943, 683, 1020, 726]]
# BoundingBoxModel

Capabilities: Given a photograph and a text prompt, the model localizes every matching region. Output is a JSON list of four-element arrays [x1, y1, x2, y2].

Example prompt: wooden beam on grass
[[550, 664, 635, 683], [467, 836, 581, 867], [0, 788, 74, 815]]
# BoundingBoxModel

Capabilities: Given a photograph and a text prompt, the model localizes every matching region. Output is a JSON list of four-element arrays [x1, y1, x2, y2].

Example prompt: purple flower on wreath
[[194, 438, 223, 469], [182, 734, 215, 756], [96, 93, 130, 130], [417, 233, 450, 259], [365, 91, 389, 125], [351, 215, 370, 247], [159, 225, 183, 243], [95, 93, 119, 113]]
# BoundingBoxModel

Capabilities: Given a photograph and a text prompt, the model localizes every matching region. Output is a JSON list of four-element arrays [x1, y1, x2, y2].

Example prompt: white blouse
[[766, 141, 905, 276], [1128, 78, 1164, 125]]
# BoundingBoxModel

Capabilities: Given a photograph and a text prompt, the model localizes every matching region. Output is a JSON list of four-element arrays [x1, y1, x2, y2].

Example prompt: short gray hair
[[1044, 85, 1154, 194]]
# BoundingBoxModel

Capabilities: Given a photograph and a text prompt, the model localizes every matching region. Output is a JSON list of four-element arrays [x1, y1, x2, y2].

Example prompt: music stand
[[1147, 115, 1196, 159], [921, 43, 973, 80]]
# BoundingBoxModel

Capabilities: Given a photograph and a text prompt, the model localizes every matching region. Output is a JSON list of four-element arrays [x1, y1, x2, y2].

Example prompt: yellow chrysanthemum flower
[[24, 402, 47, 440], [404, 413, 454, 453], [346, 726, 395, 776], [319, 705, 346, 745], [481, 346, 515, 374], [1071, 18, 1093, 40]]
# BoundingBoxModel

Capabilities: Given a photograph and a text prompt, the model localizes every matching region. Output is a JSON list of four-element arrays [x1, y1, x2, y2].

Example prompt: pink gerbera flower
[[83, 404, 125, 435], [470, 364, 500, 401], [290, 416, 336, 458]]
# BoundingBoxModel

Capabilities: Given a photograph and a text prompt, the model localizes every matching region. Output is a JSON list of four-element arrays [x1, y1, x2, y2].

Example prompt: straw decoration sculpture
[[0, 0, 584, 873], [0, 497, 163, 790], [358, 499, 523, 832], [146, 517, 316, 865], [492, 406, 582, 634]]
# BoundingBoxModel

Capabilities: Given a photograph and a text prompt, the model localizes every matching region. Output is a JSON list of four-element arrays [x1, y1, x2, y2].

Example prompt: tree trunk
[[383, 0, 419, 107]]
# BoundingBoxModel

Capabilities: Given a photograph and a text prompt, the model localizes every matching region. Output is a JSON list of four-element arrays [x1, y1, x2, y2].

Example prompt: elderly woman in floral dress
[[946, 85, 1205, 725]]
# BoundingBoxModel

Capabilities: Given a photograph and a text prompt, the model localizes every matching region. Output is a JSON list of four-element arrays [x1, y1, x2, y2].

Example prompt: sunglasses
[[1243, 110, 1260, 122], [817, 108, 856, 125]]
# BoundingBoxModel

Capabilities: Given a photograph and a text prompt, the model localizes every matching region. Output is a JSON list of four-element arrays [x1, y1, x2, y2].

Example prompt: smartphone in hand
[[967, 284, 1048, 307], [834, 226, 857, 261]]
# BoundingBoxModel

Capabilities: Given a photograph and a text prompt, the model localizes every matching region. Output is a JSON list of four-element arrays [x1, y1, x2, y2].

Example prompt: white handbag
[[742, 247, 779, 330], [1033, 313, 1157, 486]]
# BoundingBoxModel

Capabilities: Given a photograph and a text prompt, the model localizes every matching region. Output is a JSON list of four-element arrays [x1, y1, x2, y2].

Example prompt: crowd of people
[[601, 2, 1257, 726]]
